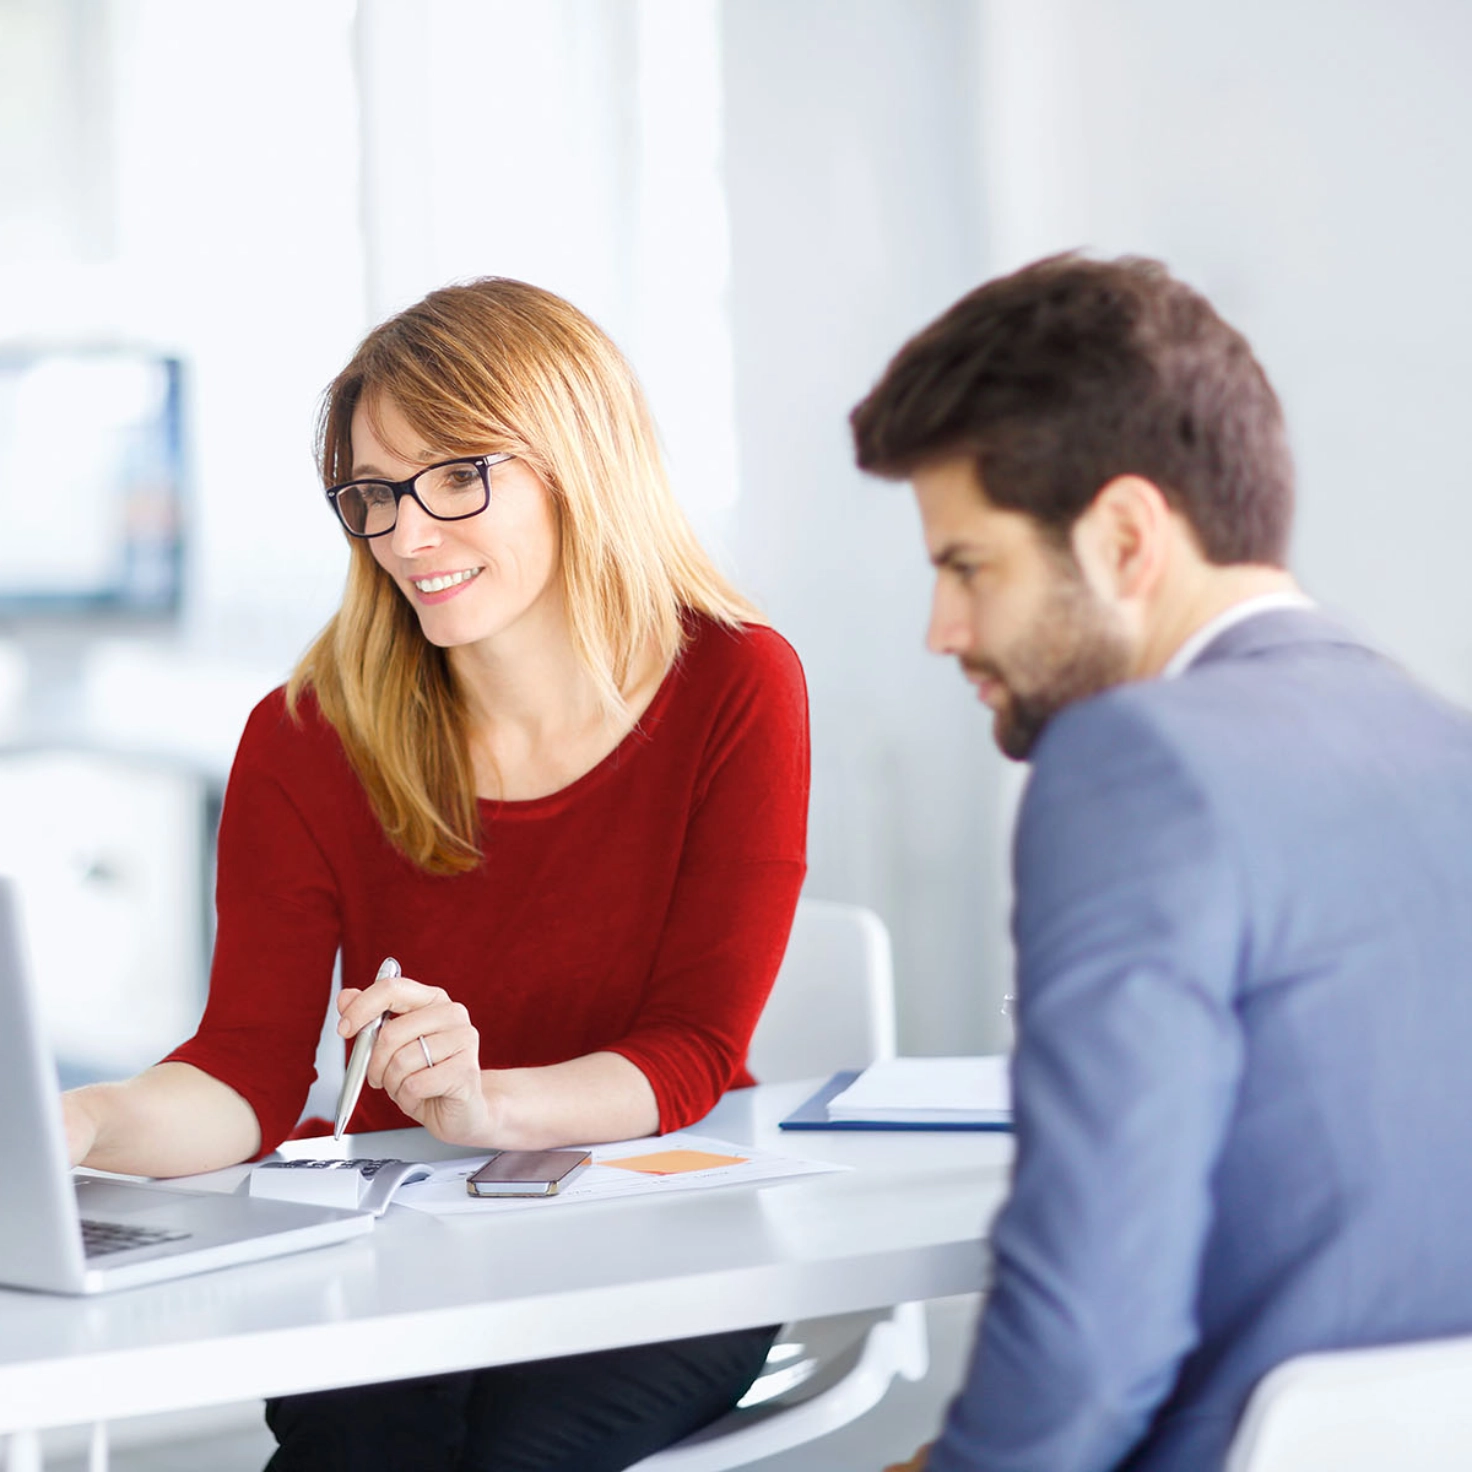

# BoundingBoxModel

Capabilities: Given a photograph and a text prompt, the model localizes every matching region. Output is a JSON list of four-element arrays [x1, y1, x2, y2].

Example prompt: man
[[851, 253, 1472, 1471]]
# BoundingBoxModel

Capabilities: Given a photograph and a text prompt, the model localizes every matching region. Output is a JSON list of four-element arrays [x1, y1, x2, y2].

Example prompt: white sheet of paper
[[393, 1131, 845, 1216], [827, 1055, 1011, 1122]]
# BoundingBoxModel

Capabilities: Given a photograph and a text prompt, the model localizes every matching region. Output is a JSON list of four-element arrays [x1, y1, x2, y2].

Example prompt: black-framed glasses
[[324, 453, 515, 538]]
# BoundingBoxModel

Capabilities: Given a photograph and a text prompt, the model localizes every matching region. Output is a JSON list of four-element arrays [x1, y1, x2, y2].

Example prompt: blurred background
[[2, 0, 1471, 1085]]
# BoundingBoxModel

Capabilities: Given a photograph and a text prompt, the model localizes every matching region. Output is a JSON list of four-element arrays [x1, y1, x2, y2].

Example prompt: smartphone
[[466, 1149, 593, 1198]]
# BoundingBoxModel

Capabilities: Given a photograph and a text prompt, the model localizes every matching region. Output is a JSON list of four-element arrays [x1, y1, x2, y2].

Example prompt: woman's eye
[[437, 466, 485, 495]]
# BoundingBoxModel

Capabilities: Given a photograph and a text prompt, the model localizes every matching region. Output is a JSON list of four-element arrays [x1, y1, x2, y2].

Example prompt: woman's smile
[[408, 566, 483, 601]]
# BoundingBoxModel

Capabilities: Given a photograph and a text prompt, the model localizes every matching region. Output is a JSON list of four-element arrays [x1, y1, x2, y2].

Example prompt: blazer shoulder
[[1031, 678, 1191, 776]]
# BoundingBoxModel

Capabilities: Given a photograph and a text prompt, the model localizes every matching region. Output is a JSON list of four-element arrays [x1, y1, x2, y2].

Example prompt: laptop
[[0, 876, 374, 1294]]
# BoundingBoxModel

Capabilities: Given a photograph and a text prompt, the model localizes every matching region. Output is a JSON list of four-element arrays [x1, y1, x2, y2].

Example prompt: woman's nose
[[388, 493, 441, 557]]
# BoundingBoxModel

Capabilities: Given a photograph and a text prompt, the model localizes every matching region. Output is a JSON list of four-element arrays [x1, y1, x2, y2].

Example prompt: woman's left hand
[[338, 971, 495, 1146]]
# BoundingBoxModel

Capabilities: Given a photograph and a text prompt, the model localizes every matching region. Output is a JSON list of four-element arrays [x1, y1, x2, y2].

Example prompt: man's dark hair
[[850, 253, 1294, 565]]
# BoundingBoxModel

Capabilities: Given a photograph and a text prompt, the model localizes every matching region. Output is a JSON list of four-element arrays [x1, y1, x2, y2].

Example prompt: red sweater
[[167, 618, 809, 1152]]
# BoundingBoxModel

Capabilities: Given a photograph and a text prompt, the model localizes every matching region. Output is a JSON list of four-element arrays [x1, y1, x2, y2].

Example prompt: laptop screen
[[0, 875, 90, 1291]]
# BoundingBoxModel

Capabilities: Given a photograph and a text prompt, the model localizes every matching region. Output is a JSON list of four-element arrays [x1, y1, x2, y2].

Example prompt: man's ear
[[1070, 475, 1173, 602]]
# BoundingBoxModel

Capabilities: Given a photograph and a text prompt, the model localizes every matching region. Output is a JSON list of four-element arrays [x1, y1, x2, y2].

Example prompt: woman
[[63, 278, 809, 1471]]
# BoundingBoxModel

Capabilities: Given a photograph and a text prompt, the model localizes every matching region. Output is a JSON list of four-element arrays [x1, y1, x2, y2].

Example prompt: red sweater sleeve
[[165, 696, 346, 1152], [602, 625, 810, 1129]]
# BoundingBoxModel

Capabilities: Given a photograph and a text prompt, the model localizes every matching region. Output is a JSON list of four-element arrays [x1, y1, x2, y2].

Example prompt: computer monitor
[[0, 348, 186, 737]]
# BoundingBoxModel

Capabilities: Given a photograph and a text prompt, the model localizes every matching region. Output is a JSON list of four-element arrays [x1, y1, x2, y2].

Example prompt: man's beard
[[967, 571, 1133, 761]]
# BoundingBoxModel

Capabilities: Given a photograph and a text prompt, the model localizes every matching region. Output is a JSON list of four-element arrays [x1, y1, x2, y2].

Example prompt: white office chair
[[630, 897, 929, 1471], [744, 899, 897, 1082], [1225, 1332, 1472, 1472]]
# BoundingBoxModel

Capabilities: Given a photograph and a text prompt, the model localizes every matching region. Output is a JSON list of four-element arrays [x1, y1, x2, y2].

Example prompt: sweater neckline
[[472, 644, 684, 817]]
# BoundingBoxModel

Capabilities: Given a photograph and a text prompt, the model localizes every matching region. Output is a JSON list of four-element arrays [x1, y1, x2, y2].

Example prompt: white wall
[[3, 0, 1471, 1061], [355, 0, 742, 551], [720, 0, 1008, 1055], [0, 0, 366, 757], [978, 0, 1472, 706], [723, 0, 1472, 1051]]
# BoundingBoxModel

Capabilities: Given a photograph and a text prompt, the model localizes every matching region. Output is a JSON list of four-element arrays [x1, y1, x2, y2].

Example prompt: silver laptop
[[0, 876, 374, 1294]]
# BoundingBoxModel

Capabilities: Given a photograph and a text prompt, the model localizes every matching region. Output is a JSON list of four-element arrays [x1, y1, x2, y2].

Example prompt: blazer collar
[[1187, 606, 1372, 671]]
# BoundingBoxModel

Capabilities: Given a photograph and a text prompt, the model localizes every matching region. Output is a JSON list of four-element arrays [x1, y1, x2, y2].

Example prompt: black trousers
[[263, 1323, 780, 1472]]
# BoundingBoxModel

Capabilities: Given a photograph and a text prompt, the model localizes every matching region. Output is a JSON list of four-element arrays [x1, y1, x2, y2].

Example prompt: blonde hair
[[289, 277, 761, 874]]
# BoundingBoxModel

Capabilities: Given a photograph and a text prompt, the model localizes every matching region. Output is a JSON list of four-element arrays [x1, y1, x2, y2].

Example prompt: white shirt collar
[[1162, 591, 1316, 680]]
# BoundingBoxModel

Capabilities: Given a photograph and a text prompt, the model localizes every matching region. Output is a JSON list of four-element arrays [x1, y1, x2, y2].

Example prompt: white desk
[[0, 1081, 1013, 1448]]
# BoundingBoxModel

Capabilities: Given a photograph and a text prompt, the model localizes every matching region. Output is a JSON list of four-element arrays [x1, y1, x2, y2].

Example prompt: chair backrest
[[1225, 1333, 1472, 1472], [746, 898, 897, 1083]]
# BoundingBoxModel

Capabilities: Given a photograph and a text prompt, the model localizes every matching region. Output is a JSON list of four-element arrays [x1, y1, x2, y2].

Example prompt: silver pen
[[333, 956, 401, 1140]]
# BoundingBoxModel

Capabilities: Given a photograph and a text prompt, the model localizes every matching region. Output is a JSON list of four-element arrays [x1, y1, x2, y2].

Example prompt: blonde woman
[[64, 279, 809, 1471]]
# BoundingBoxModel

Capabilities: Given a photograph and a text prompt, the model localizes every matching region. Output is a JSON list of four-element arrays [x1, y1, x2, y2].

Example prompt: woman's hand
[[338, 971, 496, 1147], [339, 972, 661, 1150], [61, 1091, 101, 1167]]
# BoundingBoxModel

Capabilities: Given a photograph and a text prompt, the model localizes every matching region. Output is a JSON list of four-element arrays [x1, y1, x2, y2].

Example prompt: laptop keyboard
[[81, 1218, 192, 1258]]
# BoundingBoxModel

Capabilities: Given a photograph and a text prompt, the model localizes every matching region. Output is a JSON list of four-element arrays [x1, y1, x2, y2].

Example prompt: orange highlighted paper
[[604, 1149, 747, 1176]]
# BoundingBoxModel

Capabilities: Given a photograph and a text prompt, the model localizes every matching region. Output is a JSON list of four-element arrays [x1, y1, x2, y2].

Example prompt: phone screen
[[466, 1149, 593, 1197]]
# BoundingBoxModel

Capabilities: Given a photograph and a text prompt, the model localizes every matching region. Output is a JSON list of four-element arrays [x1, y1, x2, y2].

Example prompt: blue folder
[[778, 1070, 1014, 1132]]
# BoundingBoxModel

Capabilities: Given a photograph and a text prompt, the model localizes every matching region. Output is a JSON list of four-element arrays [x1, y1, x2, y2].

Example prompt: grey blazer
[[929, 610, 1472, 1471]]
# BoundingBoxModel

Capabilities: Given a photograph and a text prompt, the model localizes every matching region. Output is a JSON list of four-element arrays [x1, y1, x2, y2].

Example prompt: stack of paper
[[826, 1056, 1011, 1125]]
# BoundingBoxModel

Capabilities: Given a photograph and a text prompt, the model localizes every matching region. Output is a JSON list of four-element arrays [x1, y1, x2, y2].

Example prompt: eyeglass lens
[[335, 460, 488, 537]]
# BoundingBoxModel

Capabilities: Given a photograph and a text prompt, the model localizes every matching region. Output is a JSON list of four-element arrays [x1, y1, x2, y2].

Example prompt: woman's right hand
[[337, 971, 662, 1150], [338, 970, 494, 1147]]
